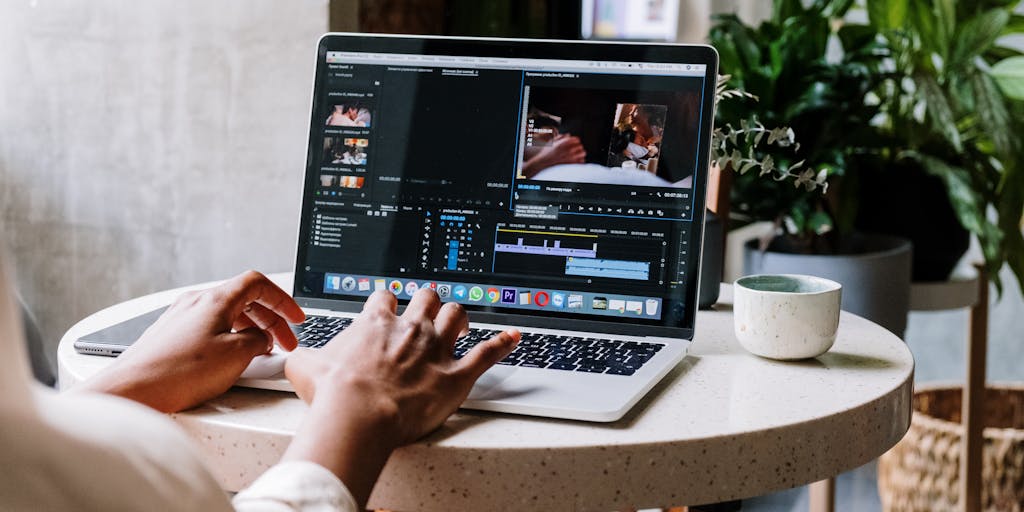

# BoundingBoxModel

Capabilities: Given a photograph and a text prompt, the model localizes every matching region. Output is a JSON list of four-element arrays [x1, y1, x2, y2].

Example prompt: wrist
[[77, 363, 146, 400], [312, 370, 403, 447], [76, 361, 186, 413], [283, 374, 402, 507]]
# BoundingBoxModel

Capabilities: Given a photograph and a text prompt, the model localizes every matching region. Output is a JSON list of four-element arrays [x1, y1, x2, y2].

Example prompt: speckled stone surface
[[59, 274, 914, 510]]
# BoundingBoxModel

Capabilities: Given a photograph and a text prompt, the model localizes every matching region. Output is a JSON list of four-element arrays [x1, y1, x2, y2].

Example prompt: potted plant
[[709, 0, 916, 335], [856, 1, 1024, 509], [855, 0, 1024, 294]]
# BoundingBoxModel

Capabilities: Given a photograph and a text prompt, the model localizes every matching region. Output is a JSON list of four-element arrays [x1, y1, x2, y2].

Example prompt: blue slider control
[[447, 240, 459, 270]]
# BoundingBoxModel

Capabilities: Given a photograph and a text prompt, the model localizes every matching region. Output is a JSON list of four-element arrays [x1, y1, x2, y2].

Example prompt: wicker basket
[[878, 383, 1024, 511]]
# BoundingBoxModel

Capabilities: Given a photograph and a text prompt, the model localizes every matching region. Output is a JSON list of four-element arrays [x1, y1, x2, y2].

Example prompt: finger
[[232, 313, 257, 332], [403, 287, 441, 321], [242, 302, 299, 351], [434, 302, 469, 348], [363, 289, 398, 315], [283, 348, 322, 403], [223, 327, 273, 358], [211, 271, 306, 327], [457, 329, 521, 381]]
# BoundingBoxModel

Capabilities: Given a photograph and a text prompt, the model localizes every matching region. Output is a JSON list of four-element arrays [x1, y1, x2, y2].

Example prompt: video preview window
[[516, 85, 700, 188], [607, 103, 666, 171], [326, 102, 372, 127], [319, 174, 366, 189], [323, 136, 369, 166]]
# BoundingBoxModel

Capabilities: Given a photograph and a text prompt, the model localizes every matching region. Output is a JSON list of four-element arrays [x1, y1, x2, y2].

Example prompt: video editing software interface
[[296, 44, 710, 328]]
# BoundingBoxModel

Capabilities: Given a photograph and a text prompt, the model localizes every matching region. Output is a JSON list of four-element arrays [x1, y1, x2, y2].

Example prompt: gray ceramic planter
[[742, 234, 913, 337], [698, 210, 723, 309]]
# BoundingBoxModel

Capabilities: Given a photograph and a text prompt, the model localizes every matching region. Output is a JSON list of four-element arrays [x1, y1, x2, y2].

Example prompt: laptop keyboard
[[293, 316, 353, 348], [455, 330, 664, 375], [293, 315, 663, 376]]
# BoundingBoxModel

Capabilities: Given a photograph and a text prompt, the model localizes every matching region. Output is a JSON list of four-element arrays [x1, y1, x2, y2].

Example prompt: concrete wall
[[0, 1, 329, 364]]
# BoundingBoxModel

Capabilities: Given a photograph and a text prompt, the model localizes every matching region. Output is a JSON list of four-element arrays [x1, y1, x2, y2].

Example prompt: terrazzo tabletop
[[59, 273, 914, 511]]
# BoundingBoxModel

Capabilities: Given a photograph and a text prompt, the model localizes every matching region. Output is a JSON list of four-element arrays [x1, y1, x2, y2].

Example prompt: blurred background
[[0, 0, 776, 383]]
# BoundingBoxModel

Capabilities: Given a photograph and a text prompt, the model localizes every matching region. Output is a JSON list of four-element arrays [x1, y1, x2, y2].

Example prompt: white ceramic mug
[[733, 274, 842, 360]]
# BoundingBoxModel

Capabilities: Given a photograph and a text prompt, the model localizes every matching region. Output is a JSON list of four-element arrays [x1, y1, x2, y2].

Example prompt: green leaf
[[970, 70, 1017, 159], [808, 211, 833, 235], [997, 158, 1024, 295], [906, 151, 1001, 253], [917, 74, 962, 150], [990, 56, 1024, 101], [867, 0, 908, 31], [773, 0, 805, 23], [950, 9, 1010, 69], [1003, 13, 1024, 36], [915, 74, 963, 151], [985, 45, 1024, 64], [710, 16, 749, 77], [935, 0, 956, 49], [838, 23, 878, 53], [909, 0, 941, 55], [717, 16, 764, 76], [819, 0, 856, 18]]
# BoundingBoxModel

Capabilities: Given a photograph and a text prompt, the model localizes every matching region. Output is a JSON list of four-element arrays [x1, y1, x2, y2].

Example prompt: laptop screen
[[294, 35, 716, 335]]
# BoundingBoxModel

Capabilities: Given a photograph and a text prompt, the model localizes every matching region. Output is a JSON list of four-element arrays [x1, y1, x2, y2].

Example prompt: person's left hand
[[78, 271, 305, 413]]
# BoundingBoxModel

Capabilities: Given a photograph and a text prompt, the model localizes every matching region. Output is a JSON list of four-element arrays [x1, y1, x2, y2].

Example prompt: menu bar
[[325, 51, 706, 77], [322, 273, 663, 320]]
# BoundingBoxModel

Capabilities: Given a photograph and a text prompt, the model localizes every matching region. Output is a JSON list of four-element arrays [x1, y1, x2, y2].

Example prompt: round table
[[58, 273, 914, 511]]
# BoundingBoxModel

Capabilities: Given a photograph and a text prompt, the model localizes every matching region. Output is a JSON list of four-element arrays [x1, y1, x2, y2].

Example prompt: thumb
[[223, 327, 273, 358], [456, 329, 520, 382]]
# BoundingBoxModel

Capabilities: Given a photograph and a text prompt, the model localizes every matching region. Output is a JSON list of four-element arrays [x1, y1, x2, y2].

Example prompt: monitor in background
[[581, 0, 681, 41]]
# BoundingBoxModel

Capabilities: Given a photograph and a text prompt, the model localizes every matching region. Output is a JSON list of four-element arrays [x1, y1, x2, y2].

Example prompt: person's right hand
[[287, 288, 518, 443], [281, 288, 520, 506]]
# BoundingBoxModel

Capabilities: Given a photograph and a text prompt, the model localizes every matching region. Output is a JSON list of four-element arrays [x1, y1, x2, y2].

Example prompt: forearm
[[281, 387, 400, 508], [74, 360, 197, 413]]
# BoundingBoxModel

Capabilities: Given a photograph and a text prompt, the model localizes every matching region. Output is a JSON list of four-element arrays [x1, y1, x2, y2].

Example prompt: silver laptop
[[79, 34, 718, 422]]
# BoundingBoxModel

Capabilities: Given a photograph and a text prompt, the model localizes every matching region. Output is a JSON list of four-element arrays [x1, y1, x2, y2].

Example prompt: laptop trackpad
[[467, 365, 517, 400]]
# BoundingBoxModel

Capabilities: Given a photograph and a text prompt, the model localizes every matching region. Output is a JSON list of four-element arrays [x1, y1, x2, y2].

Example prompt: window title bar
[[325, 51, 706, 76]]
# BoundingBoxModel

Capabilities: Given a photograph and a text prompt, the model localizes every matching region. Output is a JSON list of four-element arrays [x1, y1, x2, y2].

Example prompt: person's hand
[[78, 271, 305, 413], [281, 288, 520, 506], [521, 133, 587, 178], [286, 287, 520, 444]]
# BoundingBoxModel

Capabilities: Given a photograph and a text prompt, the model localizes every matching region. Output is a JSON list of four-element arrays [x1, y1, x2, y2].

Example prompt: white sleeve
[[232, 461, 358, 512]]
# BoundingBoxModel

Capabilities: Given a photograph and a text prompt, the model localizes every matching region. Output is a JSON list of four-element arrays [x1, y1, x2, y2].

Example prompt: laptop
[[77, 33, 718, 422]]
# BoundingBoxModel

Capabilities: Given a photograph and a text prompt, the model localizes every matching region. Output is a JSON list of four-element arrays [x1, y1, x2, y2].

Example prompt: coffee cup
[[733, 274, 841, 360]]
